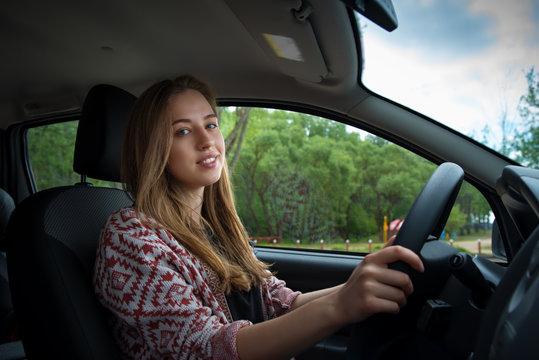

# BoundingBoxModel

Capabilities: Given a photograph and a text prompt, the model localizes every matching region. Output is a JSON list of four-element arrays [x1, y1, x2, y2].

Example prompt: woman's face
[[166, 89, 225, 196]]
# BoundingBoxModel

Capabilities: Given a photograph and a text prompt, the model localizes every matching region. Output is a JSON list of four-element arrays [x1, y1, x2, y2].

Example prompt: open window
[[220, 106, 494, 258]]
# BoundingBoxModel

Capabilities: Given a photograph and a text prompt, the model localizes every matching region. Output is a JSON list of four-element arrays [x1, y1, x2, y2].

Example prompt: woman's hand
[[332, 244, 424, 324]]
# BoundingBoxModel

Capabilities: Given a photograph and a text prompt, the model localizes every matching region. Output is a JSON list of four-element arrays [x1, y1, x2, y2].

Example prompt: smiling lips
[[197, 153, 219, 168]]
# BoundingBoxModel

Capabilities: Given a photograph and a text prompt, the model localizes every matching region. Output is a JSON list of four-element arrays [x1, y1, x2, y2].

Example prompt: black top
[[207, 230, 264, 323], [225, 286, 264, 324]]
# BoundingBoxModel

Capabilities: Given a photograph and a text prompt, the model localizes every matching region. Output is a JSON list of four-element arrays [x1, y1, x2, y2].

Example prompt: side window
[[25, 111, 493, 258], [221, 107, 493, 257], [27, 120, 79, 190], [26, 120, 120, 190]]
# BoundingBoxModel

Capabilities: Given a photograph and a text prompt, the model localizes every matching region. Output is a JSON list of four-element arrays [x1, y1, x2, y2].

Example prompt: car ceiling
[[0, 0, 515, 188], [1, 0, 363, 122]]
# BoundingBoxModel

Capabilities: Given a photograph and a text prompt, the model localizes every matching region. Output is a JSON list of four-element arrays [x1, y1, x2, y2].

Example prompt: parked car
[[1, 0, 538, 359]]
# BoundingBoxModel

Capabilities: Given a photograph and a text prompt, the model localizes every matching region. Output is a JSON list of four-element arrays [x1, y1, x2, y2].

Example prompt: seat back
[[0, 188, 16, 343], [6, 85, 136, 359]]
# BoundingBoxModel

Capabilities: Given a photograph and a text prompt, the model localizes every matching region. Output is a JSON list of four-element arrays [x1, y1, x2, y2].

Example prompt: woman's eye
[[176, 129, 190, 136], [207, 123, 218, 129]]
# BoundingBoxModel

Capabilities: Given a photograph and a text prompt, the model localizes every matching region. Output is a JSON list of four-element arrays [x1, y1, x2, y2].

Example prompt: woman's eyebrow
[[172, 119, 190, 126], [172, 113, 216, 126]]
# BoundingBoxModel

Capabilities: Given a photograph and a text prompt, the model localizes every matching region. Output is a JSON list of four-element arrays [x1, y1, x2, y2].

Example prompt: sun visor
[[225, 0, 329, 83]]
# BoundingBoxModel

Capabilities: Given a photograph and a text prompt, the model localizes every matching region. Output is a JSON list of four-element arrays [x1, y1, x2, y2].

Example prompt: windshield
[[360, 0, 539, 167]]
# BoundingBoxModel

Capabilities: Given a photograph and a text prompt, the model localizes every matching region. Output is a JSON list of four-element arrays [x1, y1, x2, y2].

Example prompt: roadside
[[448, 237, 492, 256], [255, 236, 494, 257]]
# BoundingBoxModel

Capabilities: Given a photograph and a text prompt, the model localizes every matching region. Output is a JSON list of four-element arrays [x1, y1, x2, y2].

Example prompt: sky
[[360, 0, 539, 153]]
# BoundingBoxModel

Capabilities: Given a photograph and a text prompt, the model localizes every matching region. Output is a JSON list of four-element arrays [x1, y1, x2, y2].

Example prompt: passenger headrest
[[0, 188, 15, 252], [73, 84, 136, 183]]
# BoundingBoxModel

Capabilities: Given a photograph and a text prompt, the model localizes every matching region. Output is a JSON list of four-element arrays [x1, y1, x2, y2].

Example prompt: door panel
[[254, 247, 362, 292]]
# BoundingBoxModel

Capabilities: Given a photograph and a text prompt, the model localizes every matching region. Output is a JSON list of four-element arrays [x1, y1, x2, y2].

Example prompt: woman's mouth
[[200, 157, 215, 164], [197, 154, 219, 168]]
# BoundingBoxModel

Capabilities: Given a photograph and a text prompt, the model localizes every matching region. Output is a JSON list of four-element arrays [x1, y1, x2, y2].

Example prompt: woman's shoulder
[[101, 208, 210, 277], [104, 208, 186, 254], [107, 207, 155, 229], [106, 207, 138, 228], [102, 208, 182, 256]]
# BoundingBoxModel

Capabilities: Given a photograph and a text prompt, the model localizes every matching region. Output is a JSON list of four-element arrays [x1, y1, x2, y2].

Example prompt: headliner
[[0, 0, 365, 125]]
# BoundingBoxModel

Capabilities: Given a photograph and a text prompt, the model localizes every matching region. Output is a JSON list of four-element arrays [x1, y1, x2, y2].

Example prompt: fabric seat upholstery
[[0, 188, 16, 343], [6, 85, 136, 359], [0, 187, 25, 360]]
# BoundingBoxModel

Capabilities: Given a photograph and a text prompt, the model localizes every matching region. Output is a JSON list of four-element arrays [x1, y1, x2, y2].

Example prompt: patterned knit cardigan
[[94, 208, 300, 359]]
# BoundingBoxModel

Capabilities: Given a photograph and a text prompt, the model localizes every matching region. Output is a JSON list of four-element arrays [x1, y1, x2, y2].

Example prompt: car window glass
[[359, 1, 539, 167], [26, 112, 493, 258], [221, 107, 493, 258], [26, 120, 121, 190]]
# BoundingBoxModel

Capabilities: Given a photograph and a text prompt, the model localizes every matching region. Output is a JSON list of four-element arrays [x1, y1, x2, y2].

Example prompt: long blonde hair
[[121, 75, 270, 293]]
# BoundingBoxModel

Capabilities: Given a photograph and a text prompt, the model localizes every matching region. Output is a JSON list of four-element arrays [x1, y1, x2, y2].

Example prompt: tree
[[498, 98, 516, 157], [354, 140, 434, 241], [232, 111, 362, 241], [224, 107, 251, 172], [445, 204, 467, 235], [454, 182, 491, 235], [27, 121, 80, 189], [225, 107, 489, 242], [299, 136, 356, 240], [514, 67, 539, 167]]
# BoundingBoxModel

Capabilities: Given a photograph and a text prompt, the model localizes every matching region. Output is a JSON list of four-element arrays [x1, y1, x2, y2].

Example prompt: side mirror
[[340, 0, 398, 31]]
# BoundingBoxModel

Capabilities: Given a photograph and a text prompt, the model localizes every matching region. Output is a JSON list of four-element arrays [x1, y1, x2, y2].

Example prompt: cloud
[[361, 0, 539, 146], [469, 0, 536, 47]]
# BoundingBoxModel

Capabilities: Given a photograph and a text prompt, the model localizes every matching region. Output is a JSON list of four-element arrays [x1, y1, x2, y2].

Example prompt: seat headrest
[[0, 188, 15, 252], [73, 84, 136, 183]]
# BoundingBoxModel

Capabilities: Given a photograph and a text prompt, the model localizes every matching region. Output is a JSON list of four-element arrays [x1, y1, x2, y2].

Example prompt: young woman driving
[[93, 75, 424, 360]]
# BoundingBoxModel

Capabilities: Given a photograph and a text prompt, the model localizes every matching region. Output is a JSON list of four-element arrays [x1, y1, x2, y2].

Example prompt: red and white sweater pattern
[[93, 208, 300, 359]]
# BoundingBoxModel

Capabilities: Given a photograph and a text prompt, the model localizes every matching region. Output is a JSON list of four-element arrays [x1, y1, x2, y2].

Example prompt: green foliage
[[224, 108, 487, 242], [453, 182, 490, 234], [27, 121, 79, 190], [26, 108, 492, 244], [445, 204, 467, 234], [347, 204, 377, 238], [514, 67, 539, 167]]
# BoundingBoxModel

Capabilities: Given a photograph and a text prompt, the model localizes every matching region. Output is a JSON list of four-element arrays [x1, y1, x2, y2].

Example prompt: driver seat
[[5, 84, 136, 359]]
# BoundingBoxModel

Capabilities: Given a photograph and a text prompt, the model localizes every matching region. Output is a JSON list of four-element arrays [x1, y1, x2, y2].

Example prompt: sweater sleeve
[[93, 212, 250, 360], [263, 275, 301, 319]]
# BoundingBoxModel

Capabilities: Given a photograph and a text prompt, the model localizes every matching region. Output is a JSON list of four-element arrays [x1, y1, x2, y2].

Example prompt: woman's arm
[[236, 244, 424, 360], [289, 284, 342, 310]]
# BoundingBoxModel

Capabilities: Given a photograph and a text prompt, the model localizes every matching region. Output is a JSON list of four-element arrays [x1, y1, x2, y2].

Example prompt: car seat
[[0, 187, 26, 360], [0, 188, 16, 343], [5, 84, 136, 359]]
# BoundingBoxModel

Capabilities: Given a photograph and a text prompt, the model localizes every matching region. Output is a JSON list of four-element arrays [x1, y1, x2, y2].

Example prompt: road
[[450, 238, 492, 256]]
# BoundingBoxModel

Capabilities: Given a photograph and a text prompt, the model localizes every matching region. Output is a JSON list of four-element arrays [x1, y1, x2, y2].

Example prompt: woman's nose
[[197, 129, 214, 149]]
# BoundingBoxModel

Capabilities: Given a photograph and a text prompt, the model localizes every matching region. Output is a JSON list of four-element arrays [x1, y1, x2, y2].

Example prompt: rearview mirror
[[340, 0, 398, 31]]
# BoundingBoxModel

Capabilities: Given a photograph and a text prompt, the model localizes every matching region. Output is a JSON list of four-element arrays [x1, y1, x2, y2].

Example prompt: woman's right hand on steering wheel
[[332, 245, 424, 325]]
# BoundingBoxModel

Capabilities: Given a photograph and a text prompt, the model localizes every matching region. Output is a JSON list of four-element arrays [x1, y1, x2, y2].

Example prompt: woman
[[93, 75, 424, 360]]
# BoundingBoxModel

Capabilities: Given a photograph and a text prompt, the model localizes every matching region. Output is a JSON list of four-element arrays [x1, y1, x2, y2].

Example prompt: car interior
[[1, 0, 538, 359], [5, 85, 135, 360]]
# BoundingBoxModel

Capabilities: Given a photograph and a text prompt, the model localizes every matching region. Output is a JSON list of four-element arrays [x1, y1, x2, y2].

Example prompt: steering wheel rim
[[347, 162, 464, 360], [389, 162, 464, 273]]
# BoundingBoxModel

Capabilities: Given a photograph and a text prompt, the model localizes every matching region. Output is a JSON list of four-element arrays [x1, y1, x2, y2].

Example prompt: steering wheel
[[347, 162, 464, 360], [389, 162, 464, 273]]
